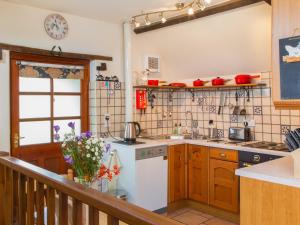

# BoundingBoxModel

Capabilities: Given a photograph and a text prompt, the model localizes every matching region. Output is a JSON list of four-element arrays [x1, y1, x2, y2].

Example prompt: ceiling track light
[[188, 7, 194, 15], [131, 0, 211, 28], [132, 18, 141, 28], [160, 13, 167, 23], [145, 15, 151, 26]]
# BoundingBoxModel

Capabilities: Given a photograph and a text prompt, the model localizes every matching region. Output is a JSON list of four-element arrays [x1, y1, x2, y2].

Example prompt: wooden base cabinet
[[168, 144, 186, 203], [168, 145, 239, 214], [188, 145, 209, 204], [209, 157, 239, 213]]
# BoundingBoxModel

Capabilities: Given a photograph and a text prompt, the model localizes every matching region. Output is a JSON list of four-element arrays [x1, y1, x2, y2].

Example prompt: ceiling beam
[[134, 0, 271, 34], [0, 43, 113, 61]]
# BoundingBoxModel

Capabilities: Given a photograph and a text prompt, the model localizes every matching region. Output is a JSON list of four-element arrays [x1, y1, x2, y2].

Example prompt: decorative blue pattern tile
[[281, 125, 291, 135], [209, 105, 216, 113], [114, 82, 121, 90], [217, 129, 224, 138], [192, 120, 198, 128], [253, 106, 262, 115]]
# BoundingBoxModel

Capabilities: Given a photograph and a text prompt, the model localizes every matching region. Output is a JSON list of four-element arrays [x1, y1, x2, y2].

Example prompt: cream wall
[[132, 2, 272, 81], [0, 1, 124, 152]]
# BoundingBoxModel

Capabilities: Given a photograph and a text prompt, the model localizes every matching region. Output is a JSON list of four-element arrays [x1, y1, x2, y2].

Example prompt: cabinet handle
[[219, 153, 227, 158]]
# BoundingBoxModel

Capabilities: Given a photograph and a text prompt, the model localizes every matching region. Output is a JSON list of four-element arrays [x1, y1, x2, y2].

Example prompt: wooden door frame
[[10, 52, 90, 168]]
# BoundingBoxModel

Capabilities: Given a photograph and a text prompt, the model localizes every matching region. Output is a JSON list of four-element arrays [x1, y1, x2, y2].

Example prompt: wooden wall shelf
[[134, 83, 266, 91]]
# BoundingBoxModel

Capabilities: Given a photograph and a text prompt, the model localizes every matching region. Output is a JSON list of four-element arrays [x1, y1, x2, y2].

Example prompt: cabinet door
[[209, 159, 239, 213], [188, 145, 209, 203], [168, 144, 186, 203]]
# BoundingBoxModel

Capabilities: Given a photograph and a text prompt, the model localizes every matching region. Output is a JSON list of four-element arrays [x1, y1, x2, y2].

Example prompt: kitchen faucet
[[185, 111, 198, 139]]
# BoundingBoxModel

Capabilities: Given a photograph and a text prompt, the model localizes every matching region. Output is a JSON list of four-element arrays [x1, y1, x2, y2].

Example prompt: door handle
[[13, 133, 25, 148], [219, 153, 227, 158]]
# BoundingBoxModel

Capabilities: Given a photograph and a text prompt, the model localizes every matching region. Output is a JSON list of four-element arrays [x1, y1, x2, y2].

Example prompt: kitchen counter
[[107, 138, 291, 157], [236, 156, 300, 188]]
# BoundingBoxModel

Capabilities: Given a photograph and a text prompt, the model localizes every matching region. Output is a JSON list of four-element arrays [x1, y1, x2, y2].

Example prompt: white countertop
[[235, 156, 300, 188], [107, 138, 291, 157]]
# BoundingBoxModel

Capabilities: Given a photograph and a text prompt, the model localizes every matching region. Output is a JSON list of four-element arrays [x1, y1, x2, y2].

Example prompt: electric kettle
[[124, 122, 141, 143]]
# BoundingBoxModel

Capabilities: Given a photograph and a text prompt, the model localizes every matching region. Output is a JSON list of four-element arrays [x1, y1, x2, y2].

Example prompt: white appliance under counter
[[110, 141, 168, 212]]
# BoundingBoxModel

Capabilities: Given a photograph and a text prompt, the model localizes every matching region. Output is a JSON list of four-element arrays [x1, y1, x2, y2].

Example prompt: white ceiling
[[2, 0, 229, 23]]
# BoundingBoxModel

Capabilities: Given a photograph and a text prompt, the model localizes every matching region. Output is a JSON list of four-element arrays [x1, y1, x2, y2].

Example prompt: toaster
[[229, 127, 251, 142]]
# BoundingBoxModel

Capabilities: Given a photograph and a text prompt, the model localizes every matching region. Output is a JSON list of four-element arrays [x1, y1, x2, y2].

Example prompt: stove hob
[[113, 141, 145, 146], [243, 141, 289, 152]]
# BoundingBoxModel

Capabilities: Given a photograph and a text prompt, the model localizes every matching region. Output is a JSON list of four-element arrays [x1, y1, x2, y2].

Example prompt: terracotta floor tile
[[167, 208, 190, 218], [204, 217, 238, 225], [187, 209, 214, 219], [173, 211, 209, 225]]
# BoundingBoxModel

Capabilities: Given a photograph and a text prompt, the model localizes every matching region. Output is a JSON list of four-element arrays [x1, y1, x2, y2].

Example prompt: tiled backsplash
[[89, 72, 300, 143], [89, 81, 125, 138], [134, 72, 300, 143]]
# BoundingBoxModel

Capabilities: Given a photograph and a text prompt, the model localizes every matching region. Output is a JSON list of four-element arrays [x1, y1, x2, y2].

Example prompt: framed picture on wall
[[279, 35, 300, 99]]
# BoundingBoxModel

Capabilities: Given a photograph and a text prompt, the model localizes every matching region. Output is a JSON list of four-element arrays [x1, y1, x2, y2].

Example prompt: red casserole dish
[[235, 74, 260, 84], [193, 79, 207, 87], [169, 83, 187, 87], [148, 80, 159, 86], [212, 77, 225, 86]]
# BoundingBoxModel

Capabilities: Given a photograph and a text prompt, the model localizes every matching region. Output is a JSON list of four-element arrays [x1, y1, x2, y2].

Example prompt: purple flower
[[64, 155, 73, 165], [68, 122, 75, 129], [85, 131, 92, 138], [105, 143, 111, 153], [54, 133, 60, 141], [53, 125, 60, 133], [75, 136, 82, 142]]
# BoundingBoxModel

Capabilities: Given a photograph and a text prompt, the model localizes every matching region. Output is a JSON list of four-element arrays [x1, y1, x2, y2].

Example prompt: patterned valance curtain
[[18, 61, 84, 79]]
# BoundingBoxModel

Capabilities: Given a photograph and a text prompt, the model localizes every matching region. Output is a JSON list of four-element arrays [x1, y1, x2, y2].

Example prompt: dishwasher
[[115, 145, 168, 213]]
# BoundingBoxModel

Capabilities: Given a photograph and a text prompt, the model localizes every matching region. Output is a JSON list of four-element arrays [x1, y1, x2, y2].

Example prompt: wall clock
[[44, 14, 69, 40]]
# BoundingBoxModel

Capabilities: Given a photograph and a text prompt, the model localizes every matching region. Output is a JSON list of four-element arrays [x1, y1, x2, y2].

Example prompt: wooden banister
[[0, 156, 181, 225]]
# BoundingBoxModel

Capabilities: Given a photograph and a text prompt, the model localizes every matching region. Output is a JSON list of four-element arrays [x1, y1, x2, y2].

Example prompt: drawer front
[[210, 148, 238, 162]]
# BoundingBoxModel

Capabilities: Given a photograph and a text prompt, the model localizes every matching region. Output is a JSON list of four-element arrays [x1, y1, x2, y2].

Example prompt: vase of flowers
[[53, 122, 104, 185]]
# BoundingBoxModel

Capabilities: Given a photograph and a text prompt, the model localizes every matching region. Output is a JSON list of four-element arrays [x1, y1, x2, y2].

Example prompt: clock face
[[44, 14, 68, 40]]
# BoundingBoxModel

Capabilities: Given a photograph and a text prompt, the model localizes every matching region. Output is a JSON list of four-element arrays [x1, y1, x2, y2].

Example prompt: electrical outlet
[[104, 114, 110, 127]]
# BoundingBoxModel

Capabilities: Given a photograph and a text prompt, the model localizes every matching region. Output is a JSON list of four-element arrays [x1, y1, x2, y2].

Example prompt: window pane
[[54, 95, 81, 117], [53, 119, 81, 142], [54, 79, 81, 93], [20, 121, 51, 145], [19, 77, 50, 92], [20, 95, 51, 119]]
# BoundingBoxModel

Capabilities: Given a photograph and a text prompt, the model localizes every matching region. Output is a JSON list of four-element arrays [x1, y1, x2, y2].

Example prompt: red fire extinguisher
[[136, 90, 147, 110]]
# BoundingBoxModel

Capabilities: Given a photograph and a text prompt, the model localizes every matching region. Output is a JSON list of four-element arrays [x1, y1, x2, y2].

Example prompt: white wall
[[132, 3, 272, 81], [0, 51, 10, 152], [0, 1, 124, 152]]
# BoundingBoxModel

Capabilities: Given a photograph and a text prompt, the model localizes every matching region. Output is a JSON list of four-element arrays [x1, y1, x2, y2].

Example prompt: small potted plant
[[53, 122, 104, 185]]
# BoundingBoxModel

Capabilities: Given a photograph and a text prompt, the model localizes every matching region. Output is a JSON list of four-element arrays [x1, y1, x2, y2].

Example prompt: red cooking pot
[[148, 80, 159, 86], [193, 79, 206, 87], [212, 77, 225, 86], [235, 74, 260, 84]]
